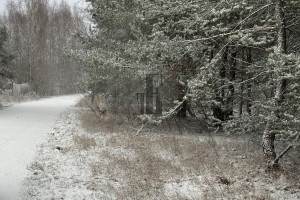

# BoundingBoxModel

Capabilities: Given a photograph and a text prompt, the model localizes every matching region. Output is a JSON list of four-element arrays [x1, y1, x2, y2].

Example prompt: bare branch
[[273, 134, 300, 165]]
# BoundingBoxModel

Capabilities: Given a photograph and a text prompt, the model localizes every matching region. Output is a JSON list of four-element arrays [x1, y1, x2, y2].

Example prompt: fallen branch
[[138, 98, 187, 125], [136, 124, 145, 136], [272, 134, 300, 165]]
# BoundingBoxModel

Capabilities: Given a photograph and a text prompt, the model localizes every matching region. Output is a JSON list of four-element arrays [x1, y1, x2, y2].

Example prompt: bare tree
[[4, 0, 85, 95]]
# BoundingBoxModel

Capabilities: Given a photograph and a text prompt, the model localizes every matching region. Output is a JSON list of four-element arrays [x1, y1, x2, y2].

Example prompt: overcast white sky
[[0, 0, 87, 15]]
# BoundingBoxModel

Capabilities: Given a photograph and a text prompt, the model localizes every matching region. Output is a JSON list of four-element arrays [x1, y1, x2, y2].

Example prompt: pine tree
[[74, 0, 300, 162], [0, 26, 14, 80], [261, 0, 300, 167], [73, 0, 148, 114]]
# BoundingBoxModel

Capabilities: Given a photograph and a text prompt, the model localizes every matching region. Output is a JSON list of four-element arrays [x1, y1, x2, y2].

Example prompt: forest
[[0, 0, 300, 199], [70, 0, 300, 168], [0, 0, 85, 95]]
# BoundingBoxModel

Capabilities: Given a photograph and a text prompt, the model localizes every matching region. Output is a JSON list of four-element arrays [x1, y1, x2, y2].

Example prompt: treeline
[[0, 0, 85, 95], [0, 26, 14, 81], [72, 0, 300, 167]]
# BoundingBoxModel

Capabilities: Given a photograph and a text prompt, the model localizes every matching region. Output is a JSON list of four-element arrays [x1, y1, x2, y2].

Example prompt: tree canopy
[[73, 0, 300, 166], [0, 26, 14, 79]]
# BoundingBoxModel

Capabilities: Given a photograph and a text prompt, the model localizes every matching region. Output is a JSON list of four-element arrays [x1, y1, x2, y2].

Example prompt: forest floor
[[21, 98, 300, 200]]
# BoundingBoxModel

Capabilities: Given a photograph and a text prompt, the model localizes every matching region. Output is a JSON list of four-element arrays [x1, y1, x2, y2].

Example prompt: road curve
[[0, 95, 81, 200]]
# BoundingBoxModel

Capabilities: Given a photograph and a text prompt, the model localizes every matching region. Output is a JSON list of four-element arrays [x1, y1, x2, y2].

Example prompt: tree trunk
[[176, 80, 188, 118], [262, 0, 287, 167], [177, 99, 187, 118], [225, 49, 236, 119], [213, 47, 227, 121], [239, 48, 246, 116], [245, 48, 252, 115], [239, 81, 243, 116], [146, 74, 154, 114], [262, 125, 277, 166]]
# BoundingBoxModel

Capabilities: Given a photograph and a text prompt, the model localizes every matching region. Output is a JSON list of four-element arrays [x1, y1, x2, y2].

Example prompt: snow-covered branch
[[183, 27, 276, 43]]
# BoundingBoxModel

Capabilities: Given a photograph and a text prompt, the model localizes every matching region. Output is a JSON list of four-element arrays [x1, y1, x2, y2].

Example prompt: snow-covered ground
[[20, 108, 99, 199], [0, 95, 81, 200], [19, 100, 300, 200]]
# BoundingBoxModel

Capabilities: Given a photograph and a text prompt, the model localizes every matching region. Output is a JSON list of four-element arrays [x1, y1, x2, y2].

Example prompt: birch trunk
[[262, 0, 287, 167]]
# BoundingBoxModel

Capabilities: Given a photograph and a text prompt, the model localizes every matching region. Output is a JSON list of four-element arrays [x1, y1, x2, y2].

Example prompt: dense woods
[[70, 0, 300, 168], [0, 0, 299, 168], [0, 26, 14, 81], [0, 0, 300, 199], [0, 0, 85, 95]]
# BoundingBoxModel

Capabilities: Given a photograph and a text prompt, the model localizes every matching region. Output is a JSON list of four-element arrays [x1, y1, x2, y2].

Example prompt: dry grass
[[28, 161, 44, 172], [76, 98, 128, 134], [0, 92, 40, 105], [74, 104, 300, 199], [72, 135, 97, 151]]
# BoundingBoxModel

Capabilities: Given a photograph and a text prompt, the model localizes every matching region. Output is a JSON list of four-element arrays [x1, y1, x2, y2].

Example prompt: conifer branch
[[184, 27, 276, 43]]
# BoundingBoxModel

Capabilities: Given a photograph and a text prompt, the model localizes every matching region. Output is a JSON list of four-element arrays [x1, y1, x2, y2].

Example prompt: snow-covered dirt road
[[0, 95, 81, 200]]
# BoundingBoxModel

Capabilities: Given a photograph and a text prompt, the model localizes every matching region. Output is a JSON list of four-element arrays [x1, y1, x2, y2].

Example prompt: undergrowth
[[73, 98, 300, 199]]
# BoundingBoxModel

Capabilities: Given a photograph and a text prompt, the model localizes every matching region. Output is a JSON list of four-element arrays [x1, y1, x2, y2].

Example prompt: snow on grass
[[0, 95, 81, 200], [0, 92, 40, 107], [21, 101, 300, 199], [21, 109, 98, 200], [164, 177, 203, 199]]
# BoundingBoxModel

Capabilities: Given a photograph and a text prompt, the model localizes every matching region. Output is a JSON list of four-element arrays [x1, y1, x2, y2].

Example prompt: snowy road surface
[[0, 95, 81, 200]]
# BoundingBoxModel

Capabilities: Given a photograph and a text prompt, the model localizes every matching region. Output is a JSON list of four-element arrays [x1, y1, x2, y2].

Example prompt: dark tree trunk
[[262, 0, 287, 167], [176, 80, 188, 118], [175, 54, 195, 118], [146, 74, 154, 114], [177, 100, 187, 118], [245, 48, 252, 115], [239, 49, 245, 116], [213, 47, 227, 121], [225, 49, 236, 119], [246, 84, 252, 115], [239, 81, 244, 116]]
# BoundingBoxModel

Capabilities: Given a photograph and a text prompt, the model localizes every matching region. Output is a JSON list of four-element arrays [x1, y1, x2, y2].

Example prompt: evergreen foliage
[[0, 26, 14, 79], [76, 0, 300, 160], [72, 0, 149, 114]]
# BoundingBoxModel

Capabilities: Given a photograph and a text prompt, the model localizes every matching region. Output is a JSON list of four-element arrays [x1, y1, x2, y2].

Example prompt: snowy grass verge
[[0, 92, 40, 107], [20, 104, 300, 199]]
